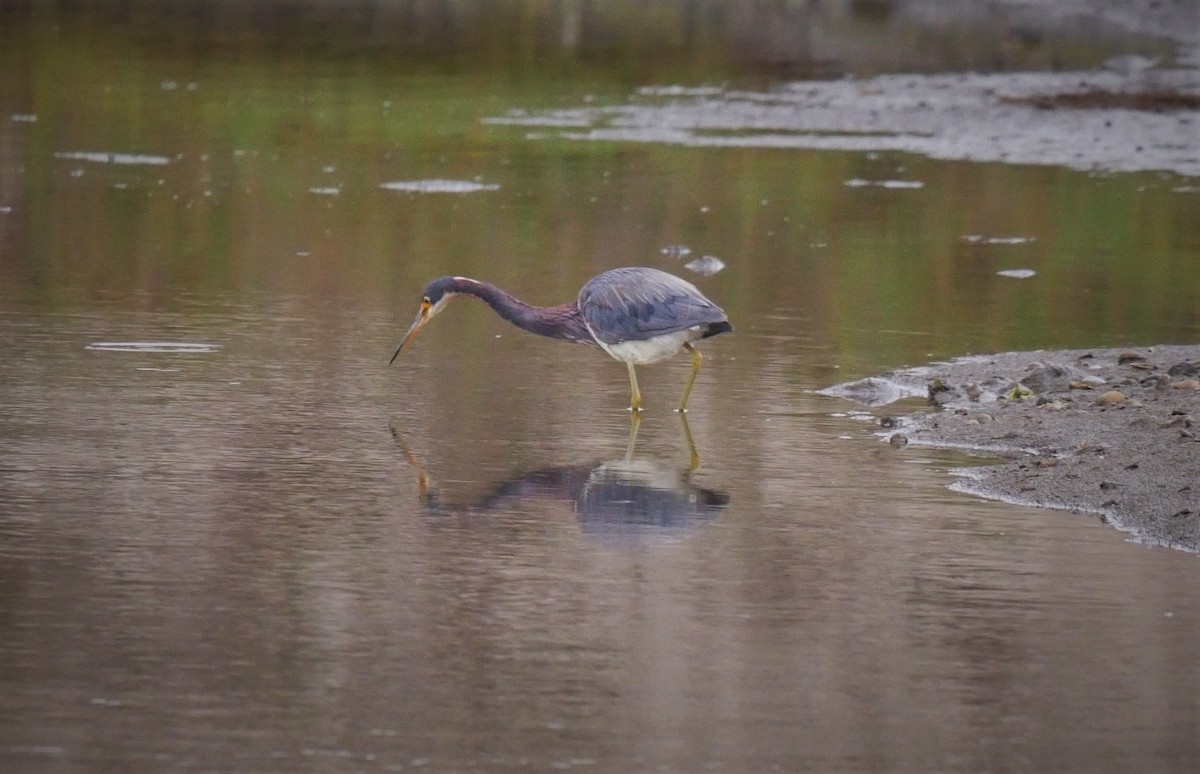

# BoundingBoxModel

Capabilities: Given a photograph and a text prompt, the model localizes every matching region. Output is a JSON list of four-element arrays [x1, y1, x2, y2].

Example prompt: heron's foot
[[627, 405, 644, 413]]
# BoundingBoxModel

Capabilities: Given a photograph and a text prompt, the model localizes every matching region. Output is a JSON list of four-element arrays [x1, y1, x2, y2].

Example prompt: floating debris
[[964, 235, 1037, 245], [11, 114, 37, 122], [86, 341, 221, 354], [997, 269, 1036, 279], [843, 178, 924, 189], [379, 179, 500, 194], [308, 187, 341, 196], [482, 109, 593, 128], [55, 151, 171, 166], [636, 85, 724, 98], [660, 244, 693, 259], [1103, 54, 1160, 76], [684, 255, 726, 276]]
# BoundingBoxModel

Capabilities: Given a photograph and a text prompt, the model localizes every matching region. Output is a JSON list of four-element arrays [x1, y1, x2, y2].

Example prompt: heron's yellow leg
[[627, 362, 643, 412], [676, 343, 703, 413], [678, 412, 700, 471], [625, 411, 642, 462]]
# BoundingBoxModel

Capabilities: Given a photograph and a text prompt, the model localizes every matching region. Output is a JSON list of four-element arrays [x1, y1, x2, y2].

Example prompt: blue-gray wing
[[578, 267, 728, 345]]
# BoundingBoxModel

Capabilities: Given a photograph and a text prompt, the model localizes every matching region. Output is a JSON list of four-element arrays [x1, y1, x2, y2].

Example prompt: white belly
[[594, 328, 696, 365]]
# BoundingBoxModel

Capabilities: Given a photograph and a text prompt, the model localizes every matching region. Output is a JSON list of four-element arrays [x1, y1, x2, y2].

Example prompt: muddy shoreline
[[822, 345, 1200, 553]]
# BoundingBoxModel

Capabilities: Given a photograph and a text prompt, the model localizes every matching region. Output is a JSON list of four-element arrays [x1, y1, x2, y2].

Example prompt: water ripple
[[85, 341, 221, 353]]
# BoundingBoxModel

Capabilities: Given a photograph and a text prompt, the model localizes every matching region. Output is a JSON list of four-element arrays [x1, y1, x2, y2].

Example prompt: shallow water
[[4, 304, 1200, 771], [2, 4, 1200, 772]]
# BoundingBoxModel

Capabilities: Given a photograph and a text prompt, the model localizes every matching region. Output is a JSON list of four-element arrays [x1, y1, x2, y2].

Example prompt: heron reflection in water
[[392, 415, 728, 537], [390, 267, 731, 412]]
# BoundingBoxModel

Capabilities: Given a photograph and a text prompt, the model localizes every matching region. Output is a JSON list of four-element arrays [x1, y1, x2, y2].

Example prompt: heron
[[390, 266, 732, 412]]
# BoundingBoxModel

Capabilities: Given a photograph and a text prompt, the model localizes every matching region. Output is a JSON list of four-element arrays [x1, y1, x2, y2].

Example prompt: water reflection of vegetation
[[3, 0, 1165, 78], [392, 415, 728, 537], [1, 1, 1195, 376]]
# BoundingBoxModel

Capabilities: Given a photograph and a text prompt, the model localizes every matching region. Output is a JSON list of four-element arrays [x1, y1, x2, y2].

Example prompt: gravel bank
[[822, 345, 1200, 553]]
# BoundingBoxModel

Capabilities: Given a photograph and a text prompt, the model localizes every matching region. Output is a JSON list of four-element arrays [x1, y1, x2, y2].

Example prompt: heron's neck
[[449, 277, 588, 342]]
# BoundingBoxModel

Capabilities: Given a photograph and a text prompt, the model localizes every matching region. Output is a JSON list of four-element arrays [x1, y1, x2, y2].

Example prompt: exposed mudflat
[[822, 345, 1200, 553], [490, 67, 1200, 177]]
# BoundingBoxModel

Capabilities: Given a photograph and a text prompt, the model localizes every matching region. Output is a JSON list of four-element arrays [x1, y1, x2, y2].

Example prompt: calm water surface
[[2, 4, 1199, 772]]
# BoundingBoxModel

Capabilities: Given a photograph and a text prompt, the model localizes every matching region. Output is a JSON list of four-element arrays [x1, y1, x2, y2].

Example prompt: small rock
[[1094, 390, 1128, 406], [1172, 379, 1200, 390], [1005, 383, 1034, 401], [1118, 350, 1146, 365], [889, 433, 909, 448], [1168, 362, 1199, 377], [928, 379, 955, 406], [926, 379, 955, 405], [1019, 363, 1088, 394], [1141, 375, 1170, 390], [1068, 380, 1094, 390]]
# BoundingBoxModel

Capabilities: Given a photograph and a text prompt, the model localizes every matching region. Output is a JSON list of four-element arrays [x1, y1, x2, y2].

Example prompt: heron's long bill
[[389, 307, 430, 364]]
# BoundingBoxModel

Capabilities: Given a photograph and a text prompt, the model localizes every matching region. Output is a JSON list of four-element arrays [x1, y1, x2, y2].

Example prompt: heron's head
[[389, 277, 462, 364]]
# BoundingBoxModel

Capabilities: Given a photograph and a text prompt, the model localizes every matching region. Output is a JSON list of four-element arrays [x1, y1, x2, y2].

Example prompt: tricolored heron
[[390, 266, 732, 411]]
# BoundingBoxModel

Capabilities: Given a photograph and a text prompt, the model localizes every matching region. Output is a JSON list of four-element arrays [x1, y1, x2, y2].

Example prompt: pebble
[[1020, 362, 1091, 394], [889, 433, 909, 448], [1172, 379, 1200, 390], [928, 379, 955, 406], [1094, 390, 1128, 406], [1168, 362, 1199, 377], [1118, 350, 1146, 365]]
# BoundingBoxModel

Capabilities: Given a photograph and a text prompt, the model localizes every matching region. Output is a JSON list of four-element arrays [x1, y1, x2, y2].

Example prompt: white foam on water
[[379, 179, 500, 194], [55, 151, 171, 165]]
